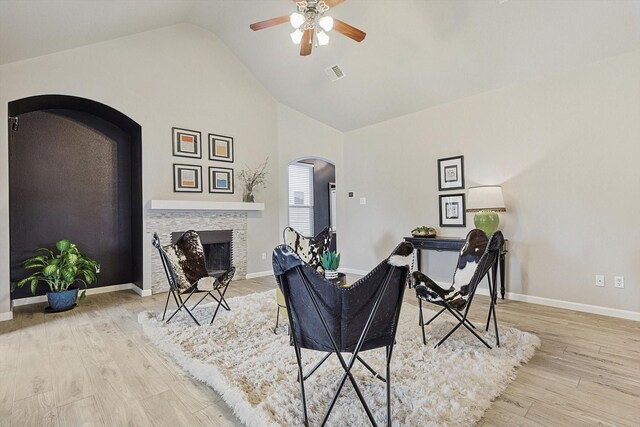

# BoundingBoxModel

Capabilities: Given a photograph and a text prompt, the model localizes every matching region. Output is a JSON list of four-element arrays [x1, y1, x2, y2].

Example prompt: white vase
[[325, 270, 338, 280]]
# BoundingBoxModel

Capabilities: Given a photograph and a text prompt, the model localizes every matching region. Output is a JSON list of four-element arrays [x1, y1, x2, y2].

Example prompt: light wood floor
[[1, 276, 639, 426]]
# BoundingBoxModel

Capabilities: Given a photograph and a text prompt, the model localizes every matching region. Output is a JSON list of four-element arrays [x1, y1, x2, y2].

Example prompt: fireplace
[[171, 230, 232, 278], [148, 209, 248, 294]]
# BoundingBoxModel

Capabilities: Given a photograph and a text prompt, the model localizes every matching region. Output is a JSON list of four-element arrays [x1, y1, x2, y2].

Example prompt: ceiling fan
[[249, 0, 366, 56]]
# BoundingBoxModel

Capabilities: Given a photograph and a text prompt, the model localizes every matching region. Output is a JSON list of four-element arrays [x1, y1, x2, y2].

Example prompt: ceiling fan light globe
[[290, 12, 305, 29], [290, 29, 303, 44], [317, 30, 330, 46], [319, 16, 334, 32]]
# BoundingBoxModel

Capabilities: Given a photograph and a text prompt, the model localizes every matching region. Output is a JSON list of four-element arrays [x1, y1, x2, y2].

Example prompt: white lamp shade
[[319, 16, 334, 31], [466, 185, 506, 212], [316, 30, 330, 46], [290, 12, 305, 28], [290, 28, 303, 44]]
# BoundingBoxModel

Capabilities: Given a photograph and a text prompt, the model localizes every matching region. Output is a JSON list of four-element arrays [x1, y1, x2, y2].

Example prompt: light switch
[[360, 197, 366, 205]]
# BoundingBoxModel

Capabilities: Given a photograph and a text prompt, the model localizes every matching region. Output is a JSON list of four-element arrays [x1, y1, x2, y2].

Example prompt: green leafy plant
[[321, 251, 341, 271], [11, 239, 99, 301]]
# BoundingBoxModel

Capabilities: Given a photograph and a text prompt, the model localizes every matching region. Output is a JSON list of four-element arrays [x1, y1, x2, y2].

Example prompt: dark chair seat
[[273, 241, 413, 426]]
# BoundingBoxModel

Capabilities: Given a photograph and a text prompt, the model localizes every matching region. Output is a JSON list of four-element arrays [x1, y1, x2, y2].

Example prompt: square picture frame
[[208, 134, 234, 163], [209, 167, 234, 194], [172, 127, 202, 159], [438, 155, 464, 190], [173, 164, 202, 193], [439, 193, 466, 227]]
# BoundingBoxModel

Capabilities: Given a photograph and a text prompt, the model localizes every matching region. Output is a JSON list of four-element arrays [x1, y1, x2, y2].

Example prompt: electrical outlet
[[360, 197, 367, 205], [261, 252, 266, 260], [614, 276, 624, 289], [595, 275, 604, 287]]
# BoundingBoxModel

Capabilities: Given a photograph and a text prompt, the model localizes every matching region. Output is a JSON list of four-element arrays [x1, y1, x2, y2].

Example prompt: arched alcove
[[8, 95, 142, 298]]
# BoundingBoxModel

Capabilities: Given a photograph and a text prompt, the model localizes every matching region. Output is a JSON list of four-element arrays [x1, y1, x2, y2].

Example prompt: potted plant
[[321, 251, 341, 280], [237, 157, 268, 202], [12, 239, 99, 312]]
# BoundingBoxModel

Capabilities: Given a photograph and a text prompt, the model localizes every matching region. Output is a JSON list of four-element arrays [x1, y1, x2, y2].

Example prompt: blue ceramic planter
[[47, 288, 78, 311]]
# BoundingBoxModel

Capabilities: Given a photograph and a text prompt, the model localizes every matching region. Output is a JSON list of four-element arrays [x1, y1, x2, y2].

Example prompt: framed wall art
[[439, 193, 466, 227], [208, 134, 234, 162], [438, 155, 464, 191], [209, 167, 234, 194], [173, 164, 202, 193], [172, 127, 202, 158]]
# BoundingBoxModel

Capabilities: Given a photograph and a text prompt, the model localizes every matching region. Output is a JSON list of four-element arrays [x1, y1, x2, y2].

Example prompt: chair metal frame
[[417, 231, 503, 349], [280, 262, 407, 427], [152, 232, 234, 326]]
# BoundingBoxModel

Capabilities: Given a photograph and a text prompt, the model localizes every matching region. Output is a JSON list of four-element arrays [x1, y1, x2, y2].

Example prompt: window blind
[[288, 163, 314, 236]]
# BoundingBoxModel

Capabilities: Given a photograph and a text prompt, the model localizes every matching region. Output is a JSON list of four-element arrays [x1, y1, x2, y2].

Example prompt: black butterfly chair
[[152, 231, 235, 326], [413, 230, 504, 349], [273, 242, 413, 427]]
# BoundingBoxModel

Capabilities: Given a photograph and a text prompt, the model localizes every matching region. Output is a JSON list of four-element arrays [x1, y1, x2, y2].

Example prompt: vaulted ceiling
[[2, 0, 639, 131]]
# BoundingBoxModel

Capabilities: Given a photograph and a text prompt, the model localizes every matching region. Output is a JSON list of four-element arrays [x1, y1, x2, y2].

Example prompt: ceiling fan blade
[[323, 0, 345, 7], [249, 16, 289, 31], [300, 28, 314, 56], [333, 18, 366, 42]]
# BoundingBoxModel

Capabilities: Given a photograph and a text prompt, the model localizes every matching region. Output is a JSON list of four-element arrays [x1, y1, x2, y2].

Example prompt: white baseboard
[[493, 290, 640, 322], [11, 283, 150, 307], [471, 287, 640, 321], [12, 295, 49, 306], [129, 284, 152, 297], [346, 268, 640, 322], [0, 311, 13, 322], [245, 270, 273, 279]]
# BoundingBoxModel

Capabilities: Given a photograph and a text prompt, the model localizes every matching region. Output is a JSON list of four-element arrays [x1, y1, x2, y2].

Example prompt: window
[[288, 163, 314, 236]]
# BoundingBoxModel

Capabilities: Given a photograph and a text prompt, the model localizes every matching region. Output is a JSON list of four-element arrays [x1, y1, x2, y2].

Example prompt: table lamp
[[466, 185, 506, 236]]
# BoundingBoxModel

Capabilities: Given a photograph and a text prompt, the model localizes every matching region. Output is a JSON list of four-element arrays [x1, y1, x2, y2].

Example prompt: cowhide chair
[[283, 226, 333, 272], [152, 231, 236, 326], [274, 226, 333, 333], [273, 241, 413, 426], [413, 229, 504, 349]]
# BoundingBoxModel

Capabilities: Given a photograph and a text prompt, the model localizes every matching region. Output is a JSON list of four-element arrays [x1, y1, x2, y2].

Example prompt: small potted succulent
[[12, 239, 99, 312], [321, 251, 341, 280]]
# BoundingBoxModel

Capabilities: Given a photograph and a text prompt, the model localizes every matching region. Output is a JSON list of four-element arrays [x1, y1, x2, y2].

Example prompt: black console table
[[404, 236, 508, 299]]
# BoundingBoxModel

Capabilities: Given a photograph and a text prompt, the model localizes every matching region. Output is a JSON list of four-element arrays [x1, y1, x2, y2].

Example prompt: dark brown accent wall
[[8, 95, 142, 298]]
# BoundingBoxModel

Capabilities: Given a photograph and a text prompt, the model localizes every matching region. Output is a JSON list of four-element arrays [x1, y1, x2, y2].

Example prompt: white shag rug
[[138, 290, 540, 427]]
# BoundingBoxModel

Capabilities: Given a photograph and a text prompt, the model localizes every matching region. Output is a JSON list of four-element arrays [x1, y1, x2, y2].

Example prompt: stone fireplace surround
[[147, 201, 264, 294]]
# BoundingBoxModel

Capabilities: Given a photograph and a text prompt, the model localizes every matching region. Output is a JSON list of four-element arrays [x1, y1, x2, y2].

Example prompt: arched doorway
[[287, 157, 337, 251], [8, 95, 142, 298]]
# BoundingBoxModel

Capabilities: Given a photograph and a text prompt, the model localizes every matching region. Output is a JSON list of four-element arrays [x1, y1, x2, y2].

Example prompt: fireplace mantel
[[148, 200, 264, 211]]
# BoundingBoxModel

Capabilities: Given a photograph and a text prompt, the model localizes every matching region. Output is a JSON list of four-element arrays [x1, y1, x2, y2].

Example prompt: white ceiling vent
[[325, 64, 345, 82]]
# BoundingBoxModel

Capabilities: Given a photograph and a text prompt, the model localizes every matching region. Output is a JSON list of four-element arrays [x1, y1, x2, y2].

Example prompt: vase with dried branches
[[237, 157, 268, 202]]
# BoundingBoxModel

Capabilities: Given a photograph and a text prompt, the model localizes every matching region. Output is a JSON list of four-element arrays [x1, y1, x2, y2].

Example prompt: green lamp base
[[474, 210, 500, 237]]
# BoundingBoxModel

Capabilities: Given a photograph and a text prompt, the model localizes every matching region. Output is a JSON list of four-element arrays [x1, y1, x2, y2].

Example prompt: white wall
[[0, 24, 282, 315], [342, 50, 640, 314], [276, 104, 344, 244]]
